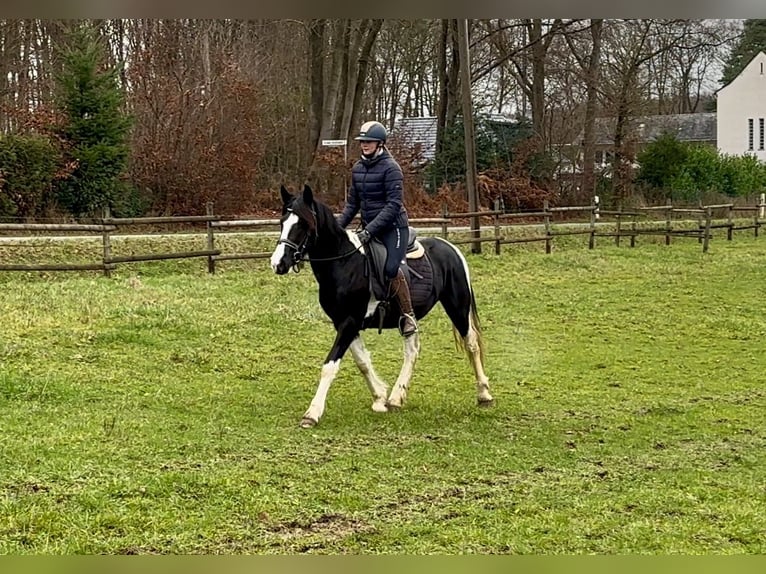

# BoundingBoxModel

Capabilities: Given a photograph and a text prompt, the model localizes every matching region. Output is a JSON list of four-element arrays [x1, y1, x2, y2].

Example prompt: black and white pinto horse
[[270, 184, 493, 427]]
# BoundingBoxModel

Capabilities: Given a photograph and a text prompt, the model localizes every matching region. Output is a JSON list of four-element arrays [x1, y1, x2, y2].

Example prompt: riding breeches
[[376, 226, 408, 281]]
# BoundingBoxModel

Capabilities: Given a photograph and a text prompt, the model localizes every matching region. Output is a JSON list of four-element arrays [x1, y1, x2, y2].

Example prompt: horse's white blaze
[[303, 359, 341, 424], [387, 332, 420, 408], [349, 336, 388, 412], [270, 212, 300, 272]]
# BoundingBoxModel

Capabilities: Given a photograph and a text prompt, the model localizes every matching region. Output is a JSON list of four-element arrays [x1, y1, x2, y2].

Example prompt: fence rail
[[1, 198, 764, 274]]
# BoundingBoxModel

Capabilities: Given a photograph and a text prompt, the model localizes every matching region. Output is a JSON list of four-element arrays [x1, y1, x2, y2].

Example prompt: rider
[[337, 120, 418, 337]]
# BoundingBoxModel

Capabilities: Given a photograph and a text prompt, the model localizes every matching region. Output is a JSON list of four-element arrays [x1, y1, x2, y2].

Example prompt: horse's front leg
[[349, 335, 389, 413], [387, 332, 421, 410], [301, 318, 360, 428]]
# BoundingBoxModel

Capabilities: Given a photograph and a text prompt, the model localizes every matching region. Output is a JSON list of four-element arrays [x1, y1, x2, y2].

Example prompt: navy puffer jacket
[[337, 149, 409, 236]]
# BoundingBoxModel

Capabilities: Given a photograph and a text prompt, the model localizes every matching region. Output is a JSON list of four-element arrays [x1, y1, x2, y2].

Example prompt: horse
[[270, 184, 493, 427]]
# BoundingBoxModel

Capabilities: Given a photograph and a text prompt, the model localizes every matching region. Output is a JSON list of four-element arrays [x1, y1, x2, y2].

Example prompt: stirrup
[[399, 313, 418, 337]]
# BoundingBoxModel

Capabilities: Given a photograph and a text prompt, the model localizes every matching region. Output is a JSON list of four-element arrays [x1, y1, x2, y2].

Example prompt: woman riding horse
[[337, 120, 418, 338]]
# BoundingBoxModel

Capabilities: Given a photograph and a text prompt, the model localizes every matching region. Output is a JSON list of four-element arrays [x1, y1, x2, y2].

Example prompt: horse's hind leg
[[349, 336, 389, 413], [387, 332, 420, 409], [443, 297, 494, 407], [463, 320, 494, 407]]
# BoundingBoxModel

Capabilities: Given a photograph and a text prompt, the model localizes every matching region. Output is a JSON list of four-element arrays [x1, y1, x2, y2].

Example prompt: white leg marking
[[387, 332, 420, 409], [270, 213, 299, 272], [349, 337, 388, 413], [466, 316, 493, 404], [302, 359, 341, 426], [434, 237, 493, 405]]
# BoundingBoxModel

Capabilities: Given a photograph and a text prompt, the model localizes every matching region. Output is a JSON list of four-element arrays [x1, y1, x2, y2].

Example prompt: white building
[[716, 51, 766, 161]]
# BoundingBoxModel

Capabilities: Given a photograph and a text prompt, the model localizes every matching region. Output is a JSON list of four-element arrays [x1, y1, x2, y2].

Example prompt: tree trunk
[[434, 19, 449, 158], [347, 19, 383, 141], [457, 19, 481, 254], [581, 19, 602, 199], [307, 19, 326, 170], [528, 19, 546, 142], [333, 21, 352, 137], [320, 19, 348, 140]]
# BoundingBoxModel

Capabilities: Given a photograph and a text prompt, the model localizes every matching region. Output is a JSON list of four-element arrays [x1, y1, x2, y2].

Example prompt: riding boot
[[389, 269, 418, 337]]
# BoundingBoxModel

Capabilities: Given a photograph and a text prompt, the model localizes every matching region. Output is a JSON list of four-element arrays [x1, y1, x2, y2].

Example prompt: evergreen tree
[[54, 23, 132, 217], [720, 20, 766, 86], [426, 115, 537, 188]]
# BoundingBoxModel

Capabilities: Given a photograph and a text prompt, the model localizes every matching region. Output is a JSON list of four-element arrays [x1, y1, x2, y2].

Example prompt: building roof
[[715, 50, 766, 95], [391, 117, 439, 160], [579, 112, 717, 147], [392, 113, 517, 161]]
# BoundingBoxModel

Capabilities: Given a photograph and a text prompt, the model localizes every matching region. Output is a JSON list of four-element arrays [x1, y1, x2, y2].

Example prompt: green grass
[[0, 231, 765, 554]]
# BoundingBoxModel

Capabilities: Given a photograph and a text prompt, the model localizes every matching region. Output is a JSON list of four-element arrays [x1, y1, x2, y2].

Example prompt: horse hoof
[[386, 401, 403, 411], [372, 402, 388, 413], [478, 398, 495, 408], [300, 417, 318, 428]]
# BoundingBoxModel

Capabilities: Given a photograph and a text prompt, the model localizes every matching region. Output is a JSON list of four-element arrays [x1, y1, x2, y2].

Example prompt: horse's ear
[[280, 185, 291, 205], [302, 184, 314, 206]]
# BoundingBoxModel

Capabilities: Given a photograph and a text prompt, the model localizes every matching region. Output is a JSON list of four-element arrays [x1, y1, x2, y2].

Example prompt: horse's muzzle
[[272, 260, 290, 275]]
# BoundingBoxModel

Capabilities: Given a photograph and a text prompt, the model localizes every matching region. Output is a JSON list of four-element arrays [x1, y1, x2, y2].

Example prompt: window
[[748, 118, 754, 151], [760, 118, 765, 151]]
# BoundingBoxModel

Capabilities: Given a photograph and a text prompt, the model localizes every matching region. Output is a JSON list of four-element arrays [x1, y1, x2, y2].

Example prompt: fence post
[[493, 198, 501, 255], [441, 202, 449, 239], [102, 206, 112, 277], [615, 211, 622, 247], [206, 201, 216, 274], [543, 199, 552, 254], [630, 215, 637, 248], [703, 206, 712, 253], [588, 202, 596, 250], [727, 205, 733, 241], [665, 199, 672, 246]]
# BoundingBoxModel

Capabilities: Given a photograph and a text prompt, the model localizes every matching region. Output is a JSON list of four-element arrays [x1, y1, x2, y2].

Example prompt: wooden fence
[[1, 199, 764, 275], [435, 199, 764, 257]]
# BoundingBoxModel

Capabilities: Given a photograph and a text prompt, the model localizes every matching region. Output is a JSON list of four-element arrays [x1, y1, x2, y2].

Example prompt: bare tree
[[565, 19, 603, 197]]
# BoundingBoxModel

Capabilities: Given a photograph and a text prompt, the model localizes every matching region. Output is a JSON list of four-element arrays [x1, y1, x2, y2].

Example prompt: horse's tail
[[452, 284, 485, 365]]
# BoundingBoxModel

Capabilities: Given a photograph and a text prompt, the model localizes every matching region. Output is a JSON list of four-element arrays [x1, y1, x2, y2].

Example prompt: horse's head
[[270, 184, 318, 274]]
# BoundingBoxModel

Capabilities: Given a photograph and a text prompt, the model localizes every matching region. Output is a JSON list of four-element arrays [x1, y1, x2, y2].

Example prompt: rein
[[277, 207, 363, 272], [303, 244, 363, 263]]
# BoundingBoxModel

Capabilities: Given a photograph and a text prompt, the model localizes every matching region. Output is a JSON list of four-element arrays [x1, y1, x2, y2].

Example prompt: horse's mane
[[292, 193, 347, 244]]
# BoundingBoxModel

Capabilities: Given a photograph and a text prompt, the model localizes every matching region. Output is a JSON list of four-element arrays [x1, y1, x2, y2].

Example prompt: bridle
[[276, 206, 364, 272]]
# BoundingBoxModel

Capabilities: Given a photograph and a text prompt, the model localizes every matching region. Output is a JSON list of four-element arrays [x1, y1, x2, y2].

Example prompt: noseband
[[277, 236, 311, 270]]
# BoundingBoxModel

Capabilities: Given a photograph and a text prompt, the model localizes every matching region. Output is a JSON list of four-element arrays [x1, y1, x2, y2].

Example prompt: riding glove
[[356, 229, 372, 245]]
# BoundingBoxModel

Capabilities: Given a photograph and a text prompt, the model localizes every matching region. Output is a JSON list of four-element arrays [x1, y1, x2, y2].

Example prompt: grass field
[[1, 231, 765, 554]]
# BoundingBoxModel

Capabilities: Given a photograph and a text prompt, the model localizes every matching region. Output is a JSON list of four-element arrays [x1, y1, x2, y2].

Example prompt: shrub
[[0, 134, 60, 218]]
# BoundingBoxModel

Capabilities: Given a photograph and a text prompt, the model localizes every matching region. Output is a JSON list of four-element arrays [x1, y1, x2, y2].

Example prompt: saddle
[[365, 227, 428, 303]]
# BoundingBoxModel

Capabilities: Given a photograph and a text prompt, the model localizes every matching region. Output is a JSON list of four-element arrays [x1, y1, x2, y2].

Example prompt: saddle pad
[[406, 251, 434, 308]]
